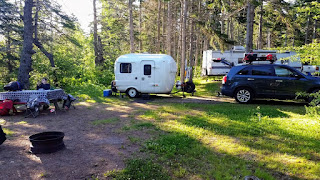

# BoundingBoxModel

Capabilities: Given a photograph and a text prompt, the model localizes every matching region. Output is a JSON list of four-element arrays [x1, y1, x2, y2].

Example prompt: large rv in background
[[202, 46, 319, 76]]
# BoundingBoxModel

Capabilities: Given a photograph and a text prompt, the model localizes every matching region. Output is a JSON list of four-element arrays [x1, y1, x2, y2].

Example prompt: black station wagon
[[221, 64, 320, 103]]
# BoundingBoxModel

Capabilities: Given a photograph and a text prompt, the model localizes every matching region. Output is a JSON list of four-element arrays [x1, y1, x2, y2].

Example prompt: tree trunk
[[284, 30, 287, 47], [93, 0, 99, 64], [5, 30, 13, 74], [177, 1, 183, 72], [292, 36, 295, 47], [267, 28, 271, 48], [203, 38, 208, 51], [162, 0, 166, 53], [189, 0, 194, 81], [93, 0, 104, 64], [237, 24, 240, 44], [313, 19, 317, 43], [230, 17, 234, 40], [180, 0, 187, 82], [227, 19, 230, 38], [166, 0, 172, 55], [245, 2, 254, 53], [139, 0, 143, 52], [18, 0, 34, 89], [157, 0, 161, 53], [129, 0, 135, 53], [172, 1, 177, 60], [221, 8, 224, 35], [194, 0, 201, 68], [305, 15, 310, 45], [258, 1, 263, 49]]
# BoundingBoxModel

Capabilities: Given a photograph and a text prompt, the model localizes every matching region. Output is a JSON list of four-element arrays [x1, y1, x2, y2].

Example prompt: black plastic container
[[29, 131, 65, 154]]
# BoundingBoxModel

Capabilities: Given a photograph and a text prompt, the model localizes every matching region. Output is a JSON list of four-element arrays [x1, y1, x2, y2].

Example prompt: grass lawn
[[110, 102, 319, 180], [73, 77, 320, 179]]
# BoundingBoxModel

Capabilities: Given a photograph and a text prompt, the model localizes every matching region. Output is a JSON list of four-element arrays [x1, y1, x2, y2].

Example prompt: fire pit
[[29, 131, 65, 154]]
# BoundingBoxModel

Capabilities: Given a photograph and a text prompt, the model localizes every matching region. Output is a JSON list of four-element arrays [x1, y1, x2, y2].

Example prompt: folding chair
[[25, 95, 40, 118]]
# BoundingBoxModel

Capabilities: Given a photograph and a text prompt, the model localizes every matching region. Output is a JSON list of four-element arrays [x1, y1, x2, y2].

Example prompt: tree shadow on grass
[[175, 107, 319, 178], [144, 131, 298, 180], [180, 113, 320, 157], [139, 102, 317, 179]]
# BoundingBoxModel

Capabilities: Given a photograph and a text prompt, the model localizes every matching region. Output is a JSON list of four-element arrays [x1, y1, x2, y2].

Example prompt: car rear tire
[[127, 88, 139, 98], [235, 88, 253, 103]]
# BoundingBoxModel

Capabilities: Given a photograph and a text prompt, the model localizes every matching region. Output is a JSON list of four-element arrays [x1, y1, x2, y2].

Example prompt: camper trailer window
[[120, 63, 132, 73], [144, 65, 152, 75]]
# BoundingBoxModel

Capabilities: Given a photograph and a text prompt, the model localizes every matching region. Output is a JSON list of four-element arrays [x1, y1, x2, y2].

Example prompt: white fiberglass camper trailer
[[113, 54, 177, 98]]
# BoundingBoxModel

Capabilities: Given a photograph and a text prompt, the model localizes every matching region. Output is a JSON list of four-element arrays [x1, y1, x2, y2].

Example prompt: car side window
[[274, 66, 296, 77], [252, 66, 273, 76], [120, 63, 132, 73], [237, 67, 250, 75]]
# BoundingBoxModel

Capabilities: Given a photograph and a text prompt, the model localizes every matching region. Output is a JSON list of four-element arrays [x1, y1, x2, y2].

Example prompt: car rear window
[[252, 66, 273, 76]]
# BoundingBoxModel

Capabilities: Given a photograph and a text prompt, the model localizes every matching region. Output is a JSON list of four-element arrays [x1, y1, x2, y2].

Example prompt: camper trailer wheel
[[127, 88, 139, 98]]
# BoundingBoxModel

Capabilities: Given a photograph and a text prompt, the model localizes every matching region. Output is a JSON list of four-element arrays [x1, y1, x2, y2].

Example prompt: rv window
[[120, 63, 132, 73], [144, 65, 151, 75]]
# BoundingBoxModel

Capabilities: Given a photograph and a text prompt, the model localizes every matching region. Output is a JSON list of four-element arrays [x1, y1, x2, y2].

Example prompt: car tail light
[[222, 76, 227, 84], [316, 66, 319, 71]]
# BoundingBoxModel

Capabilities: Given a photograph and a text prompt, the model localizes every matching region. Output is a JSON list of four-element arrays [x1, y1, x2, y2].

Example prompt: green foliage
[[292, 41, 320, 65], [29, 30, 114, 101], [65, 81, 107, 102], [305, 106, 320, 117], [100, 0, 130, 63]]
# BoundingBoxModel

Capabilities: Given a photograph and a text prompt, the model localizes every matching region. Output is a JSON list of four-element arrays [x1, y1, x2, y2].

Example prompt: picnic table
[[0, 89, 67, 108]]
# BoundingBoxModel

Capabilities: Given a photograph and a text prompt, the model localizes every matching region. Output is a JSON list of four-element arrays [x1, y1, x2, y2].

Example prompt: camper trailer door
[[140, 60, 155, 93]]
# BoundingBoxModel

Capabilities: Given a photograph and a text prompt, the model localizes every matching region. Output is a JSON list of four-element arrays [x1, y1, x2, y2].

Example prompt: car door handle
[[276, 80, 283, 82], [247, 78, 254, 81]]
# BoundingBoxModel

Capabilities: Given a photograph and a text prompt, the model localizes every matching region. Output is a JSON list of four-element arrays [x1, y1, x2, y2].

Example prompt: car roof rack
[[243, 53, 277, 65]]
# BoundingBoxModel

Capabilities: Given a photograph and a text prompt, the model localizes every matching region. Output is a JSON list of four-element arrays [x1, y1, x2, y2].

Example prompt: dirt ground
[[0, 95, 232, 180]]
